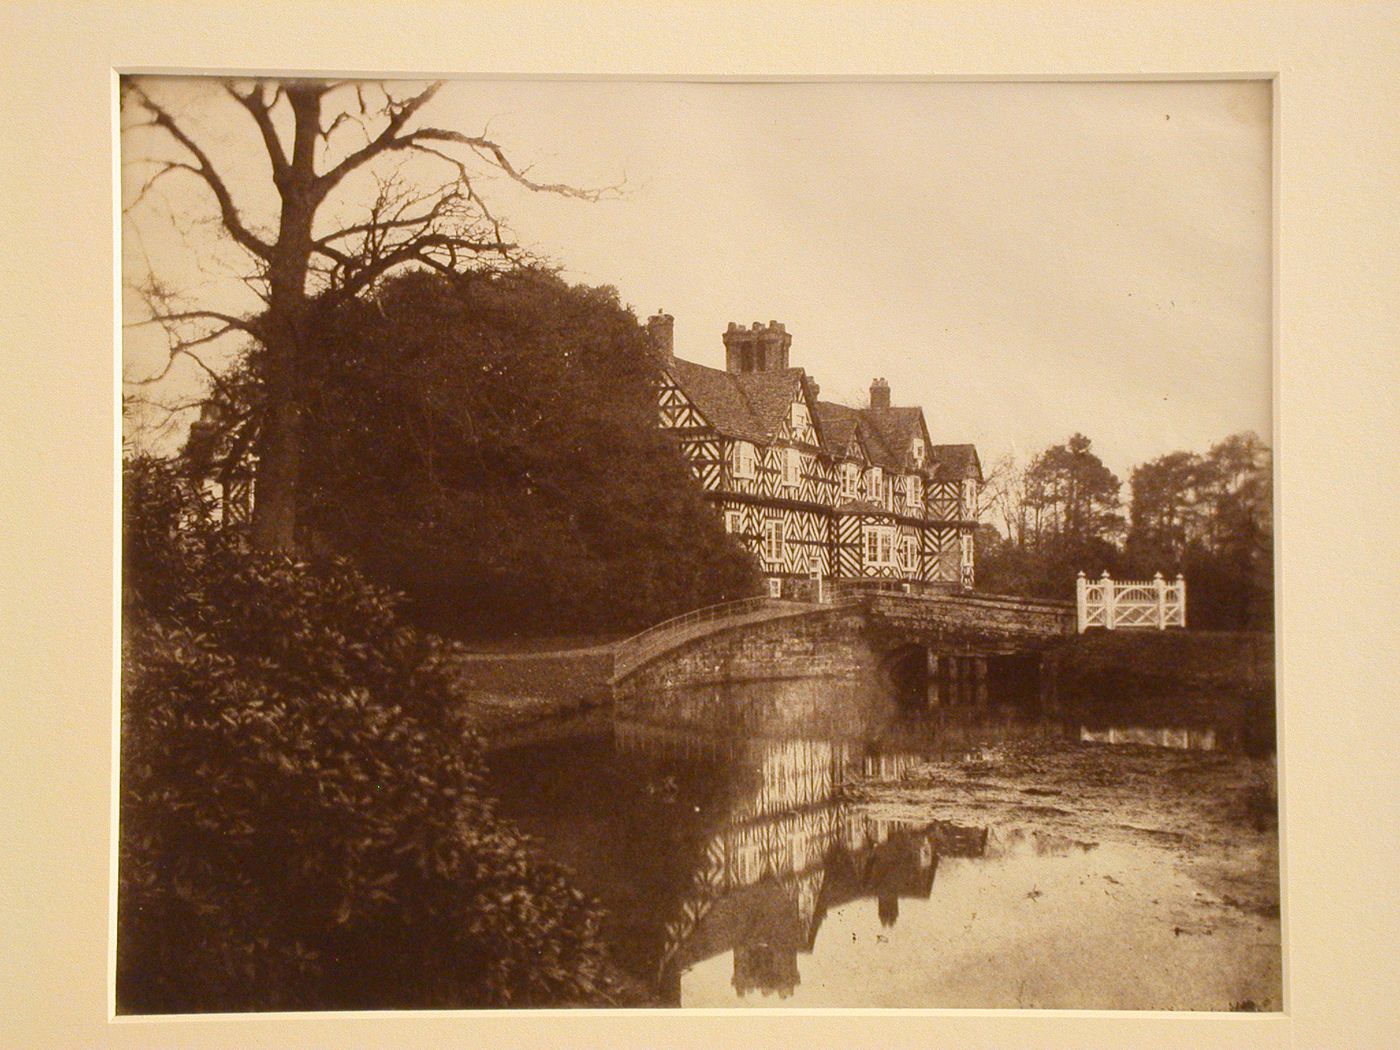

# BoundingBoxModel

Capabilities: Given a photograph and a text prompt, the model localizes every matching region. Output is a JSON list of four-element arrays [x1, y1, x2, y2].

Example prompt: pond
[[482, 683, 1279, 1010]]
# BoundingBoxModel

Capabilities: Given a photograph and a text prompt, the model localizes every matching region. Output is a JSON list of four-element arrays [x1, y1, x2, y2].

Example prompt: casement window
[[783, 447, 802, 489], [763, 519, 786, 565], [911, 437, 925, 467], [960, 531, 974, 566], [863, 525, 895, 567], [906, 475, 922, 510], [790, 400, 810, 432], [840, 461, 860, 499], [731, 440, 757, 479], [864, 466, 883, 503], [724, 510, 742, 535], [961, 478, 978, 518], [901, 536, 919, 572]]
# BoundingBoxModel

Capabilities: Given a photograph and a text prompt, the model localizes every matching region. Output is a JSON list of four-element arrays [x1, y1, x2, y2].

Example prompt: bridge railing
[[1077, 571, 1186, 632], [612, 596, 776, 680], [612, 594, 864, 681]]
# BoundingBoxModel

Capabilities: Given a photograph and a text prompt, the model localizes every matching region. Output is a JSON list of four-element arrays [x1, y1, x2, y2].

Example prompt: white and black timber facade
[[649, 313, 982, 600]]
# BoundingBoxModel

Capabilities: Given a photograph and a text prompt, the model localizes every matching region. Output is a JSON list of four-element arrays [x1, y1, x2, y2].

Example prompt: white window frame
[[865, 466, 883, 503], [783, 447, 802, 489], [962, 478, 978, 517], [906, 474, 922, 510], [731, 440, 757, 480], [911, 437, 925, 467], [724, 510, 742, 535], [840, 461, 860, 499], [863, 525, 895, 567], [901, 536, 919, 572], [763, 519, 786, 566], [790, 400, 810, 432]]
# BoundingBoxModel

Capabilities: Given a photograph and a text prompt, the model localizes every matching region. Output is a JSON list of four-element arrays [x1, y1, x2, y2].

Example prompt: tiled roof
[[928, 443, 983, 481], [862, 407, 925, 469], [669, 356, 980, 481], [732, 368, 808, 442], [668, 357, 816, 445], [813, 402, 860, 452], [665, 357, 770, 443], [817, 400, 905, 470]]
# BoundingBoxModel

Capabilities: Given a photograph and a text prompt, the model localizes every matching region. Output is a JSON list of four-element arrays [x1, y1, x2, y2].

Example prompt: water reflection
[[614, 722, 984, 1001], [482, 677, 1273, 1009], [1080, 725, 1218, 750], [485, 707, 1062, 1005]]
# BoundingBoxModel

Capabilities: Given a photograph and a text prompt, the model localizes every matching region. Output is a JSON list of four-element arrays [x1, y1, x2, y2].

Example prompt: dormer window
[[840, 461, 860, 499], [790, 400, 810, 433], [865, 467, 883, 503], [911, 437, 925, 467], [731, 440, 757, 480]]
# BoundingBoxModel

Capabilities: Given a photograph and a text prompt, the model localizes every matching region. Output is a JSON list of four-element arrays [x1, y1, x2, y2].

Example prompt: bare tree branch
[[314, 82, 445, 198], [225, 81, 290, 186], [123, 83, 275, 261]]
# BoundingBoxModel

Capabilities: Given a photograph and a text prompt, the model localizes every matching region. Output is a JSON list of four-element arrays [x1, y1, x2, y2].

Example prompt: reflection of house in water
[[615, 721, 988, 1002]]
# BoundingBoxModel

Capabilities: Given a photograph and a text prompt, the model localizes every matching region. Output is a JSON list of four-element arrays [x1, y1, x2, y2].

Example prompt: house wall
[[658, 365, 978, 593]]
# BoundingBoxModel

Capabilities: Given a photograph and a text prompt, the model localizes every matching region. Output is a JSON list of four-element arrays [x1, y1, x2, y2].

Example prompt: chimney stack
[[645, 310, 675, 359], [723, 320, 792, 374], [870, 377, 891, 409]]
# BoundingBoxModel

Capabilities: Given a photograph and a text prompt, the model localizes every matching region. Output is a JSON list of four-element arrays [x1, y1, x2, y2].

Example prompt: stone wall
[[617, 606, 876, 699], [867, 592, 1076, 652]]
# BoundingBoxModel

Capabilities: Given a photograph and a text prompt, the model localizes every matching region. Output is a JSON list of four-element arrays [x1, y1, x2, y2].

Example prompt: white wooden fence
[[1076, 571, 1185, 633]]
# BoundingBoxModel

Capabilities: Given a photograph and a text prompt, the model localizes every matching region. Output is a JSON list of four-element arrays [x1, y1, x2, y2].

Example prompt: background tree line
[[976, 431, 1273, 630]]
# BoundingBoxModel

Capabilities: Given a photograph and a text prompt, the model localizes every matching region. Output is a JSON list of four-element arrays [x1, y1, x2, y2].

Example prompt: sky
[[122, 77, 1272, 482]]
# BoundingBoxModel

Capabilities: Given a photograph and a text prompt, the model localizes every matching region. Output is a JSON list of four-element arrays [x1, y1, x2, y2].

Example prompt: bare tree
[[122, 78, 605, 552]]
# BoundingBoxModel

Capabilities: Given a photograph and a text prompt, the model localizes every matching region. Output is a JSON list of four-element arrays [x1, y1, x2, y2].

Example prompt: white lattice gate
[[1076, 571, 1186, 632]]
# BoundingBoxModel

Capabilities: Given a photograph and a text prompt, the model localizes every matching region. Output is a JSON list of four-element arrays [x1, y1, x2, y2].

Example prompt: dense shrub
[[118, 456, 614, 1012]]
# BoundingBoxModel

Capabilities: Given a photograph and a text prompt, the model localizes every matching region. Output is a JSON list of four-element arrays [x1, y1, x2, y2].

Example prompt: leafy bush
[[118, 456, 614, 1011]]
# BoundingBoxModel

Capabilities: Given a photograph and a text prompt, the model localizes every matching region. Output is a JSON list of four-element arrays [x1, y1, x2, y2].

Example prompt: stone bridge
[[612, 591, 1076, 714]]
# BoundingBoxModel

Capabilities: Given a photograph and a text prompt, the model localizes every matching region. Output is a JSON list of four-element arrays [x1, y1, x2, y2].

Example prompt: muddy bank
[[443, 644, 616, 746], [844, 737, 1281, 1010]]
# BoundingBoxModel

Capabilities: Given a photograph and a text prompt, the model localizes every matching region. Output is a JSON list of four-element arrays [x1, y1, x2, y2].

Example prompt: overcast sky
[[123, 78, 1271, 481]]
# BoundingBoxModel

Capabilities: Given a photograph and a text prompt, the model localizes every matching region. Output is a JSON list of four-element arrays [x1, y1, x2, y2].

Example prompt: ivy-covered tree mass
[[287, 268, 760, 636]]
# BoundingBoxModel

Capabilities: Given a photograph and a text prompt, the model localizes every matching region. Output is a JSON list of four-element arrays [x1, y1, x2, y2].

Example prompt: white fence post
[[1177, 573, 1187, 628], [1075, 571, 1088, 633], [1100, 570, 1115, 630], [1154, 571, 1166, 630]]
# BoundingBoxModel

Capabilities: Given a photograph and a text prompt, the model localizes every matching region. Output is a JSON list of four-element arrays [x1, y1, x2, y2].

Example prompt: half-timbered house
[[649, 313, 982, 599]]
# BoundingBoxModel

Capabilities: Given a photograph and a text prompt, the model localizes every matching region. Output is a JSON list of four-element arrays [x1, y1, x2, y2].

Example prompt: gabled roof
[[667, 357, 816, 445], [665, 357, 768, 443], [668, 355, 980, 481], [928, 443, 983, 482], [861, 407, 927, 470], [815, 400, 904, 470], [813, 402, 859, 452]]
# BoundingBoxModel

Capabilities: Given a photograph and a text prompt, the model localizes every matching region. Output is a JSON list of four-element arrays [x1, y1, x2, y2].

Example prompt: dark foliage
[[119, 456, 614, 1012], [293, 268, 761, 637], [977, 432, 1272, 630]]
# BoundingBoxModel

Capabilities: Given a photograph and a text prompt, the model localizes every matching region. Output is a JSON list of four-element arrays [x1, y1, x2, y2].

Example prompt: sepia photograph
[[118, 75, 1278, 1014]]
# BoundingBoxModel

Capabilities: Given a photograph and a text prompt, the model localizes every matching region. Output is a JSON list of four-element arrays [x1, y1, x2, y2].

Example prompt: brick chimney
[[869, 377, 891, 409], [723, 320, 792, 374], [646, 310, 674, 359]]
